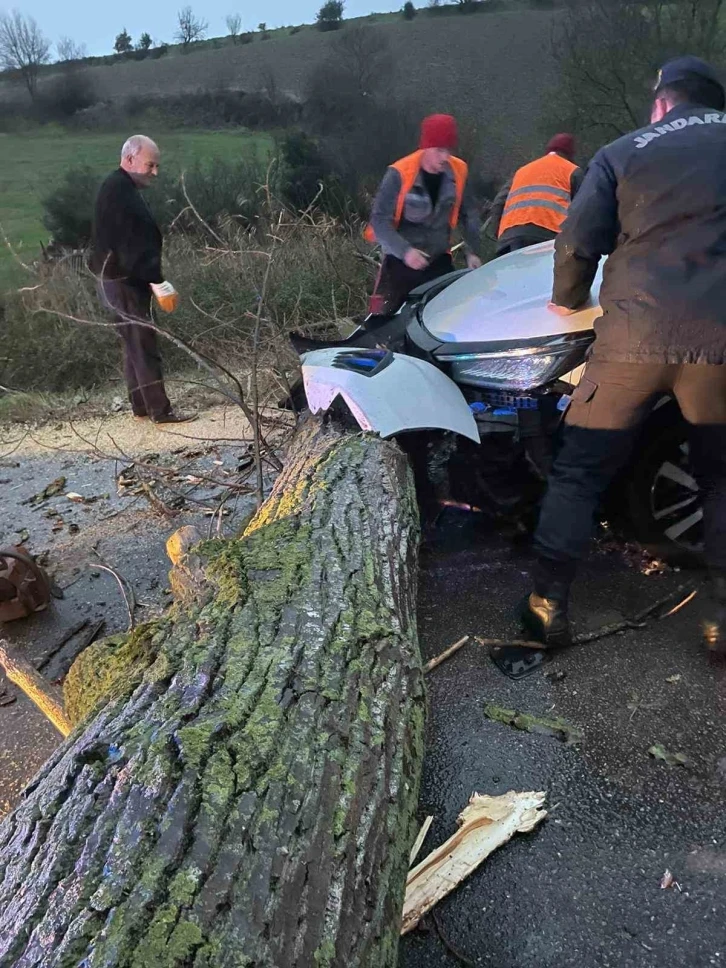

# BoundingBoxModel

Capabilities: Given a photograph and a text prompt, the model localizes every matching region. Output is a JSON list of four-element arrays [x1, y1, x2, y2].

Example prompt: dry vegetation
[[1, 204, 372, 401]]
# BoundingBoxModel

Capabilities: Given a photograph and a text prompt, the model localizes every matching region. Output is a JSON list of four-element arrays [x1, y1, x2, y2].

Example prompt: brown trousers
[[99, 280, 171, 419]]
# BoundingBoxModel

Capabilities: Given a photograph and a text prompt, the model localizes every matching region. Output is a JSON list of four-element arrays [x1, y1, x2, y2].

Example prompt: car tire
[[620, 417, 704, 567]]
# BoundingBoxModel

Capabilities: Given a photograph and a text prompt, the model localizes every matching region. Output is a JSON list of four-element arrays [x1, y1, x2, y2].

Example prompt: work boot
[[519, 557, 575, 649], [702, 573, 726, 655]]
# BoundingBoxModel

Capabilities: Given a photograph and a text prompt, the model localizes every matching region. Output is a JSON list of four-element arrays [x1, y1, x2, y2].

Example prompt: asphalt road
[[3, 443, 726, 966], [400, 511, 726, 968]]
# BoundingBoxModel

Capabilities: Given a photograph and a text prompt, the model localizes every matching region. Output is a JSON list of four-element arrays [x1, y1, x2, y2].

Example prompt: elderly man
[[90, 135, 190, 424], [366, 114, 482, 315]]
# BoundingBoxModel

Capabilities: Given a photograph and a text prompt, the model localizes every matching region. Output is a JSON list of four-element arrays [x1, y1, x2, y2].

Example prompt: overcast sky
[[19, 0, 403, 58]]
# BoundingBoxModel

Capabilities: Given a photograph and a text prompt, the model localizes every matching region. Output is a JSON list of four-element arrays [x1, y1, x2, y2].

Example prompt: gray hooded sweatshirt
[[369, 161, 481, 261]]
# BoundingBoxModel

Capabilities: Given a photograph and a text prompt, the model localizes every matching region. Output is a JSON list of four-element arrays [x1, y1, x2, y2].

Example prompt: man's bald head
[[120, 135, 160, 188]]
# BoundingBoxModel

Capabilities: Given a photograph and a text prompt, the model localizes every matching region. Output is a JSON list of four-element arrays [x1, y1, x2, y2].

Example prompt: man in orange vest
[[489, 134, 584, 256], [367, 114, 482, 314]]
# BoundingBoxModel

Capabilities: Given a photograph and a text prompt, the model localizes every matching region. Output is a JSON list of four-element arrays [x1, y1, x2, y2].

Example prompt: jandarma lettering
[[634, 114, 726, 147]]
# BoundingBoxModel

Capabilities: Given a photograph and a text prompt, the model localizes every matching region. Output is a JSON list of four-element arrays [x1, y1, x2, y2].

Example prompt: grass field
[[0, 128, 270, 291]]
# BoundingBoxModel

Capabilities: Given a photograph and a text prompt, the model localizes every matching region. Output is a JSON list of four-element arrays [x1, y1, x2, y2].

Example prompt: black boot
[[520, 557, 575, 649], [703, 573, 726, 655]]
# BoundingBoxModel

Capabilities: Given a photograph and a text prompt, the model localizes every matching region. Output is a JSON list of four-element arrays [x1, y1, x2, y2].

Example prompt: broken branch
[[0, 638, 72, 737], [401, 791, 547, 935], [424, 635, 470, 673]]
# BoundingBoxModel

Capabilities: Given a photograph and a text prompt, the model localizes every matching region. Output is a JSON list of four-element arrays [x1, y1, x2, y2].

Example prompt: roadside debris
[[22, 476, 66, 506], [66, 492, 108, 505], [401, 790, 547, 935], [0, 638, 72, 736], [486, 583, 699, 680], [0, 684, 17, 707], [31, 619, 105, 672], [424, 635, 470, 673], [91, 562, 136, 630], [648, 744, 691, 768], [545, 669, 567, 683], [483, 701, 584, 744], [665, 674, 682, 684], [409, 815, 434, 866], [660, 869, 682, 891], [626, 691, 660, 722]]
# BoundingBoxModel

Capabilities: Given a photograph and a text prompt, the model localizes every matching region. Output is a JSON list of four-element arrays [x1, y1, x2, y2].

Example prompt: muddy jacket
[[554, 103, 726, 364], [370, 163, 481, 261], [89, 168, 163, 288]]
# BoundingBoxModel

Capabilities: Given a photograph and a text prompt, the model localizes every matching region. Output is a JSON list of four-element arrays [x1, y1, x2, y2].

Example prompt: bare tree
[[225, 12, 242, 43], [553, 0, 726, 153], [56, 36, 86, 62], [175, 6, 209, 49], [0, 10, 50, 100]]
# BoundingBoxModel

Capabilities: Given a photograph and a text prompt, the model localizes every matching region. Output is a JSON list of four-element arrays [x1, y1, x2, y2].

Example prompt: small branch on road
[[91, 562, 136, 630], [424, 635, 470, 673]]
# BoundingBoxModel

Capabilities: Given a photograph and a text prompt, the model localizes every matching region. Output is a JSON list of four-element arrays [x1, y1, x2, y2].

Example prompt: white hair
[[120, 134, 158, 162]]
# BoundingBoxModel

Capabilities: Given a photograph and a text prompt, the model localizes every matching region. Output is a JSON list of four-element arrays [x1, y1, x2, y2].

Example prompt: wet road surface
[[400, 512, 726, 968], [0, 444, 259, 817]]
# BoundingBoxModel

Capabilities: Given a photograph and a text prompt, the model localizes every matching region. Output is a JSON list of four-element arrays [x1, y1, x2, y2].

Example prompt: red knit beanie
[[546, 133, 576, 159], [419, 114, 458, 151]]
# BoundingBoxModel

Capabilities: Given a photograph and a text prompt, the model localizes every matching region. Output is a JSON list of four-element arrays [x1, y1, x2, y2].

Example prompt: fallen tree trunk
[[0, 416, 424, 968]]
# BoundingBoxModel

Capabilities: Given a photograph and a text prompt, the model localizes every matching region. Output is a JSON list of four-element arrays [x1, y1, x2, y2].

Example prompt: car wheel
[[624, 419, 704, 565]]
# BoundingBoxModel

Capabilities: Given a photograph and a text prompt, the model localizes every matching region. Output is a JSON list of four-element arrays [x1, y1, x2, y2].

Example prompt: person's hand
[[466, 253, 482, 270], [404, 248, 430, 271], [547, 301, 579, 317], [150, 281, 179, 313]]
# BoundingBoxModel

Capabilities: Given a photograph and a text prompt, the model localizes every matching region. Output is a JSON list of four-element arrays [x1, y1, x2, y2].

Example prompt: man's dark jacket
[[89, 168, 162, 287], [554, 103, 726, 364]]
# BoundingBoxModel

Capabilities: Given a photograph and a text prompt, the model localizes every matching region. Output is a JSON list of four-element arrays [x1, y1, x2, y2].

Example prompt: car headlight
[[440, 339, 592, 391]]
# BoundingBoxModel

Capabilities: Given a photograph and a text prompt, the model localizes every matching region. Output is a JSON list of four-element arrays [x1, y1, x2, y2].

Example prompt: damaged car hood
[[422, 241, 604, 345]]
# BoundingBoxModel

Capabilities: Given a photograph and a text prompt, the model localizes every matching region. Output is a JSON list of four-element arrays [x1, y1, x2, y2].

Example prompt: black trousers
[[535, 360, 726, 572], [99, 280, 171, 419], [370, 253, 454, 315]]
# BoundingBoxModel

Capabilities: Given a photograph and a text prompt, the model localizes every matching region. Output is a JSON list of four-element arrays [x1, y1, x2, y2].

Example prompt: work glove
[[150, 281, 179, 313]]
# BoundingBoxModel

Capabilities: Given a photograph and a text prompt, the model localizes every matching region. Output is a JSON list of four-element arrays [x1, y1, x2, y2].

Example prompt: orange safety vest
[[498, 153, 577, 238], [364, 149, 468, 244]]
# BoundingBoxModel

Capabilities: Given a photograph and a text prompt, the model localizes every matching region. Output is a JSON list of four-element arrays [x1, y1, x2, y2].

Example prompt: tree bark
[[0, 416, 424, 968]]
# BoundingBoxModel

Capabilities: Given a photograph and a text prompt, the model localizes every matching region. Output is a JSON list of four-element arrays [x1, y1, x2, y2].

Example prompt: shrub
[[39, 70, 97, 120], [41, 165, 102, 247], [290, 25, 302, 34], [261, 32, 271, 40], [403, 1, 417, 18], [279, 129, 332, 211], [152, 156, 274, 236], [239, 32, 254, 44], [149, 44, 168, 58], [316, 0, 344, 31]]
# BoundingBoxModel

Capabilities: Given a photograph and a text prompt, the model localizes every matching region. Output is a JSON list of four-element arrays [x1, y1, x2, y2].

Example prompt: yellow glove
[[150, 281, 179, 313]]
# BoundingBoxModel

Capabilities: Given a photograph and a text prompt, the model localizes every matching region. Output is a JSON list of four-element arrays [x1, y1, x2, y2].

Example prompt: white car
[[297, 242, 702, 562]]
